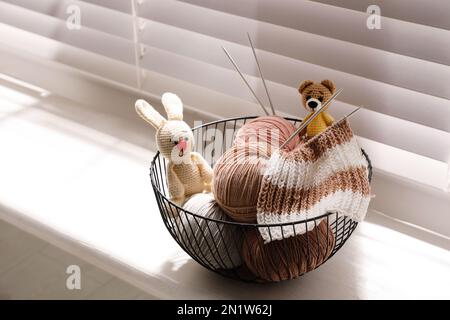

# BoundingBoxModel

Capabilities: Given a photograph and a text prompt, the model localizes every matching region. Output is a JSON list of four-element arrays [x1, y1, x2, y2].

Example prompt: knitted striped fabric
[[257, 119, 371, 243]]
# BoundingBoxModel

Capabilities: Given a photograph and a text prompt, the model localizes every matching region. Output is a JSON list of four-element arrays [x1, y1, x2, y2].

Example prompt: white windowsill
[[1, 78, 449, 299]]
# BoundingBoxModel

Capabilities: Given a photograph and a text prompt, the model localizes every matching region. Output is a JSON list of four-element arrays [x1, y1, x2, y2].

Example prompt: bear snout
[[307, 98, 321, 109], [308, 100, 317, 108]]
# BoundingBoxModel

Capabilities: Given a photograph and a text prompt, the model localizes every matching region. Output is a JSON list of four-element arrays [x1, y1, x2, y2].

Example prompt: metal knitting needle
[[280, 88, 343, 149], [222, 46, 270, 116], [343, 106, 361, 120], [247, 33, 276, 116]]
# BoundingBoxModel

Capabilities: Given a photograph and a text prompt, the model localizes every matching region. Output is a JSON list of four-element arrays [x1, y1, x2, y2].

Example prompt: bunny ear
[[161, 92, 183, 121], [135, 99, 166, 129]]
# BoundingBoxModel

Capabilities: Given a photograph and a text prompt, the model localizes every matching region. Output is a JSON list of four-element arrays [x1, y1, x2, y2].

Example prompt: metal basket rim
[[149, 115, 364, 228], [150, 178, 339, 227]]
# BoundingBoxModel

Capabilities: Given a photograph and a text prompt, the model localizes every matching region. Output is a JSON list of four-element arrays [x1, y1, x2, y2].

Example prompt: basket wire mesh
[[149, 116, 371, 282]]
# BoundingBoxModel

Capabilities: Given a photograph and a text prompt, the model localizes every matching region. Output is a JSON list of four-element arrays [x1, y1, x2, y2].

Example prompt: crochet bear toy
[[298, 79, 336, 138], [135, 93, 213, 206]]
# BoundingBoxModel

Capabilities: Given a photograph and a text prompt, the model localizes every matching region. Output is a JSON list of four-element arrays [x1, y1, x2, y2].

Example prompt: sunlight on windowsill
[[0, 82, 449, 299], [0, 83, 185, 276]]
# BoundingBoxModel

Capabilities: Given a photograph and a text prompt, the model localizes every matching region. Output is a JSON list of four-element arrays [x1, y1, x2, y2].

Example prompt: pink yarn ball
[[234, 116, 301, 151]]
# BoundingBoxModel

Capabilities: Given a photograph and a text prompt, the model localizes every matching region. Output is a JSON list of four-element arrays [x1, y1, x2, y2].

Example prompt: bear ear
[[321, 79, 336, 94], [299, 80, 314, 94]]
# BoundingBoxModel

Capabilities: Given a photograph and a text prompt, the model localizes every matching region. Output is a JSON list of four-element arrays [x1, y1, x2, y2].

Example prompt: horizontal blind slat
[[310, 0, 450, 30], [2, 0, 134, 39], [140, 16, 450, 101], [138, 45, 450, 162], [358, 137, 449, 190], [5, 16, 447, 162], [138, 20, 450, 133], [1, 0, 448, 190], [0, 2, 135, 64], [175, 0, 450, 66], [79, 0, 131, 14], [0, 24, 137, 87]]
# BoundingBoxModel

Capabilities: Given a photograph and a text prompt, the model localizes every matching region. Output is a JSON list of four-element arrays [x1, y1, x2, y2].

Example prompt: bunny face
[[157, 120, 194, 162], [135, 93, 194, 163]]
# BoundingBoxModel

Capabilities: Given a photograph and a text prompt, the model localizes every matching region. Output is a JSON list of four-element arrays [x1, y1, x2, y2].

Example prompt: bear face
[[298, 79, 336, 112]]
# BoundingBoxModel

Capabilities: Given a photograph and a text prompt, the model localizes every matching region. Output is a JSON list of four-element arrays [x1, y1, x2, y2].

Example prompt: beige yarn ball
[[213, 143, 268, 222], [175, 193, 244, 270], [213, 116, 301, 222]]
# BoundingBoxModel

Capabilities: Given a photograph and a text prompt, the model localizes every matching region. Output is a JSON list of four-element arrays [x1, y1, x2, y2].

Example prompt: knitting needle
[[247, 33, 276, 116], [222, 46, 270, 116], [343, 106, 361, 120], [280, 88, 343, 149]]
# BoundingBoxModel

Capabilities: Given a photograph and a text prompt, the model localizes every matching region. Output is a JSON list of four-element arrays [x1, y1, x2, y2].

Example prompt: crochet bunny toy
[[135, 93, 213, 206], [298, 79, 336, 138]]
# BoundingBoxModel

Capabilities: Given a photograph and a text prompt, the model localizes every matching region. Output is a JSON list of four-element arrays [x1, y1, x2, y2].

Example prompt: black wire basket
[[149, 116, 372, 282]]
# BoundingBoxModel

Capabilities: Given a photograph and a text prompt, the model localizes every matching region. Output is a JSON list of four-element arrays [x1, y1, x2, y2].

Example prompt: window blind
[[0, 0, 449, 192]]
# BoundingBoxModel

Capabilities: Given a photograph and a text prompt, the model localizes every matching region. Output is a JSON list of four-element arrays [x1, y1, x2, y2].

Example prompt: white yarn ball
[[174, 193, 243, 270]]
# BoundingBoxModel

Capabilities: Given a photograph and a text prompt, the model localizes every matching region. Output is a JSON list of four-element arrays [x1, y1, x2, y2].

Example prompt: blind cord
[[131, 0, 144, 93]]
